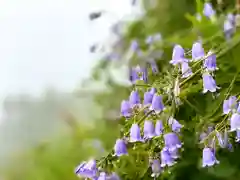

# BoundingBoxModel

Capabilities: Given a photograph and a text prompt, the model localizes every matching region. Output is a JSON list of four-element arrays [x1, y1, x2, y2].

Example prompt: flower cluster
[[75, 2, 240, 179]]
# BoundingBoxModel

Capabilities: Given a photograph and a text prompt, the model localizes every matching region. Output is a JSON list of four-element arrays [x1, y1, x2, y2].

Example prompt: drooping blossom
[[150, 94, 165, 113], [203, 2, 215, 19], [169, 148, 180, 159], [227, 13, 235, 25], [143, 120, 156, 139], [202, 147, 219, 167], [149, 87, 157, 95], [120, 100, 131, 117], [202, 73, 219, 93], [163, 132, 182, 152], [130, 40, 139, 51], [181, 61, 192, 78], [168, 117, 183, 133], [224, 19, 235, 40], [223, 96, 237, 114], [192, 41, 205, 61], [129, 124, 143, 142], [151, 159, 162, 177], [155, 120, 164, 136], [170, 44, 185, 65], [129, 90, 141, 107], [160, 150, 175, 167], [129, 68, 139, 84], [216, 130, 229, 148], [230, 113, 240, 131], [204, 51, 217, 71], [75, 159, 98, 179], [143, 92, 153, 107], [114, 139, 128, 156]]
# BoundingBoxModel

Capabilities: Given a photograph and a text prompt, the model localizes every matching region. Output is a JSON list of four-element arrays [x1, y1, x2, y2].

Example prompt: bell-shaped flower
[[144, 120, 156, 139], [160, 150, 175, 167], [150, 94, 165, 113], [143, 92, 153, 107], [129, 68, 139, 84], [163, 132, 182, 152], [181, 61, 192, 78], [129, 124, 143, 142], [150, 87, 157, 95], [170, 44, 185, 65], [224, 19, 235, 40], [223, 96, 237, 114], [129, 90, 141, 107], [202, 73, 219, 93], [202, 147, 219, 167], [151, 159, 162, 177], [169, 148, 180, 159], [227, 13, 235, 25], [120, 100, 131, 117], [192, 42, 205, 61], [168, 117, 183, 133], [155, 120, 164, 136], [130, 40, 139, 52], [203, 2, 215, 19], [236, 130, 240, 142], [230, 113, 240, 131], [204, 51, 217, 71], [75, 160, 98, 179], [114, 139, 128, 156], [216, 130, 229, 148]]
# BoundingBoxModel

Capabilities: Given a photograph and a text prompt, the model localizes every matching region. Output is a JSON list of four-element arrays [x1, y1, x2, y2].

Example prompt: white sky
[[0, 0, 135, 96]]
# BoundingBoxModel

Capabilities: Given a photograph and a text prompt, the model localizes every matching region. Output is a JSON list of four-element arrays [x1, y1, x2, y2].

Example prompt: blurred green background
[[2, 0, 240, 179]]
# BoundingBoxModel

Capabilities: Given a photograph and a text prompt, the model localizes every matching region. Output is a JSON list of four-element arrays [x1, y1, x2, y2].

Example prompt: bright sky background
[[0, 0, 141, 119]]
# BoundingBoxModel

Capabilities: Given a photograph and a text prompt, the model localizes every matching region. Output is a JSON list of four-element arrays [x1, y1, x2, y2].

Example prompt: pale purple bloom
[[168, 117, 183, 133], [192, 42, 205, 61], [203, 3, 215, 18], [223, 96, 237, 114], [155, 120, 164, 136], [151, 159, 162, 177], [150, 94, 165, 113], [108, 173, 120, 180], [237, 103, 240, 113], [163, 132, 182, 152], [202, 73, 219, 93], [204, 51, 217, 71], [129, 68, 139, 83], [143, 92, 153, 106], [216, 130, 228, 148], [129, 124, 143, 142], [130, 40, 139, 51], [144, 120, 156, 139], [169, 148, 180, 159], [120, 100, 131, 117], [227, 13, 235, 25], [150, 87, 157, 95], [135, 66, 148, 82], [114, 139, 128, 156], [224, 19, 234, 40], [181, 61, 192, 78], [160, 150, 175, 167], [202, 147, 219, 167], [75, 160, 98, 179], [236, 130, 240, 142], [129, 90, 141, 107], [98, 172, 107, 180], [230, 113, 240, 131], [170, 44, 185, 65]]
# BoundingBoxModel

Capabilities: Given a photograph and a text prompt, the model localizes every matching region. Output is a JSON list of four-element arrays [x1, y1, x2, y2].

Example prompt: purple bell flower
[[168, 117, 183, 133], [224, 19, 234, 40], [169, 148, 180, 159], [129, 90, 141, 107], [204, 51, 217, 71], [155, 120, 164, 136], [230, 113, 240, 131], [150, 94, 165, 113], [181, 61, 192, 78], [236, 130, 240, 142], [149, 87, 157, 95], [129, 124, 143, 142], [144, 120, 156, 139], [114, 139, 128, 156], [216, 130, 229, 148], [163, 132, 182, 152], [160, 149, 175, 167], [192, 41, 205, 61], [202, 73, 219, 93], [130, 40, 139, 51], [98, 172, 107, 180], [129, 68, 139, 84], [203, 2, 215, 18], [170, 44, 185, 65], [151, 159, 162, 177], [227, 13, 235, 25], [223, 96, 237, 114], [143, 92, 153, 107], [202, 147, 219, 167], [108, 173, 120, 180], [120, 100, 131, 117], [75, 160, 98, 179]]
